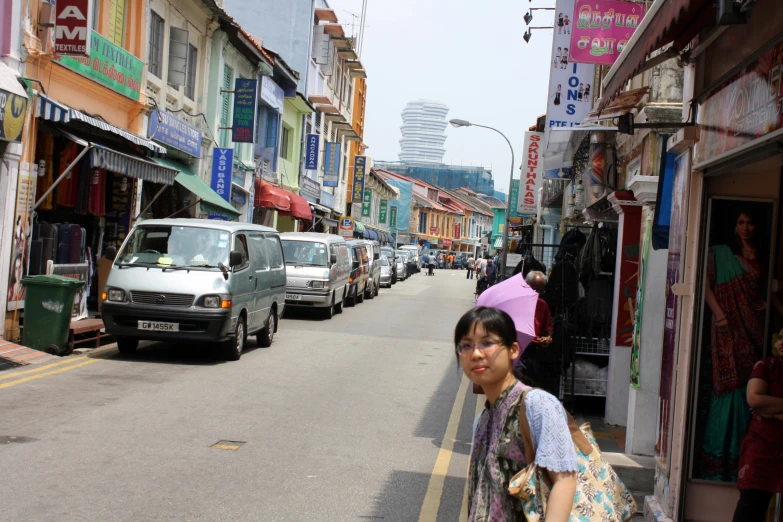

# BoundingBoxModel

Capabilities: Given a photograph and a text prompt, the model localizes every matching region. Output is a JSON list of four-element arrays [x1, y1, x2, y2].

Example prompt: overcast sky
[[327, 0, 555, 196]]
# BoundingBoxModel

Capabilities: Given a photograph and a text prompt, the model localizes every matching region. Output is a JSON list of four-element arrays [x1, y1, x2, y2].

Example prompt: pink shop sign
[[570, 0, 645, 65]]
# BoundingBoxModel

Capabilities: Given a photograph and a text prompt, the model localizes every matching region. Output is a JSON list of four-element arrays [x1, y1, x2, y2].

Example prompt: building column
[[605, 191, 643, 426], [625, 177, 665, 455]]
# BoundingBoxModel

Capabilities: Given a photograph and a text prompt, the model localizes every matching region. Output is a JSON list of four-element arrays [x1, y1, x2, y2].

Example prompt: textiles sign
[[519, 132, 544, 216], [570, 0, 644, 65], [56, 31, 143, 100], [232, 78, 257, 143], [149, 109, 202, 157], [55, 0, 91, 56], [697, 39, 783, 165], [211, 148, 233, 203]]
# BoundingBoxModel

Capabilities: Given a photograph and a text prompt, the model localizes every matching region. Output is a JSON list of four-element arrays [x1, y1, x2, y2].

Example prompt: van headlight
[[107, 288, 126, 302], [204, 295, 220, 308], [310, 280, 329, 289]]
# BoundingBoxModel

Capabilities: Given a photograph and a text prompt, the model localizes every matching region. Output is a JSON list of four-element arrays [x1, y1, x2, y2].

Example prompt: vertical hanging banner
[[55, 0, 92, 56], [389, 206, 398, 228], [232, 78, 257, 143], [379, 199, 388, 224], [211, 148, 234, 202], [570, 0, 644, 65], [519, 132, 544, 216], [305, 134, 319, 170], [352, 155, 366, 204], [361, 188, 372, 217], [545, 0, 595, 154], [324, 142, 340, 187]]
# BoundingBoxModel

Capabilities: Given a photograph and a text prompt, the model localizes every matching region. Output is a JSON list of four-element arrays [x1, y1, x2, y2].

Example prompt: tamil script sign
[[55, 0, 91, 56], [379, 199, 388, 224], [232, 78, 257, 143], [211, 148, 233, 202], [324, 142, 340, 187], [56, 31, 143, 100], [352, 156, 366, 204], [519, 132, 544, 216], [570, 0, 644, 65], [149, 109, 202, 157], [305, 134, 319, 170]]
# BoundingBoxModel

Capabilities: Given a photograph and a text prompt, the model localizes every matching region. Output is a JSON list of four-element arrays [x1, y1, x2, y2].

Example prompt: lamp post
[[449, 118, 515, 279]]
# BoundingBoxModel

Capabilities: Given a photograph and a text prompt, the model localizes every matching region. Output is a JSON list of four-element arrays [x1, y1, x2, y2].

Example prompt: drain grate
[[211, 440, 246, 451]]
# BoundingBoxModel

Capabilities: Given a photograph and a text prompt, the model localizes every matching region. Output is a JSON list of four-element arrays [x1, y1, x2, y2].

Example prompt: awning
[[586, 87, 650, 124], [493, 238, 503, 249], [321, 217, 338, 228], [37, 93, 167, 154], [367, 229, 378, 241], [153, 157, 240, 219], [544, 126, 618, 171], [254, 178, 290, 212], [354, 221, 366, 235], [279, 191, 313, 221], [600, 0, 714, 110], [310, 202, 332, 214]]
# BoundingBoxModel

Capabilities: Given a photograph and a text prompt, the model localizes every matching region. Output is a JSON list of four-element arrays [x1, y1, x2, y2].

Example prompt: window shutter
[[168, 27, 189, 87]]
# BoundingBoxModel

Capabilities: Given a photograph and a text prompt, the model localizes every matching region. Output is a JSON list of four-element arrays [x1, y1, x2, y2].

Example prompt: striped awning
[[493, 237, 503, 249], [36, 94, 167, 154], [91, 146, 177, 185]]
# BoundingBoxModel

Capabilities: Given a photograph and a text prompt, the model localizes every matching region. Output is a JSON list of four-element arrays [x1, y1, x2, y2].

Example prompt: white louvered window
[[220, 65, 233, 147]]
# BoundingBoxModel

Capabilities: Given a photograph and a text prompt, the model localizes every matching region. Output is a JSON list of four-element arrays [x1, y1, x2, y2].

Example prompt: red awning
[[280, 191, 313, 221], [254, 178, 290, 212], [600, 0, 714, 111], [587, 87, 650, 123]]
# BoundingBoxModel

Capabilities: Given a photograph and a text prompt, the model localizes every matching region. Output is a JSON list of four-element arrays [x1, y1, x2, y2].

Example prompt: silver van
[[347, 239, 381, 299], [279, 232, 350, 319], [101, 219, 285, 361]]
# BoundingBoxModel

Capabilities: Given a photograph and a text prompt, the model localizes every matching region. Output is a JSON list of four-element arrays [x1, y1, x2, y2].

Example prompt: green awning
[[354, 221, 366, 234], [153, 158, 241, 220], [493, 237, 503, 249]]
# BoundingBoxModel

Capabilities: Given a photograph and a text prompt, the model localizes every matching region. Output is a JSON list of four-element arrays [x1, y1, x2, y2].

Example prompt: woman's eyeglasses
[[457, 339, 504, 357]]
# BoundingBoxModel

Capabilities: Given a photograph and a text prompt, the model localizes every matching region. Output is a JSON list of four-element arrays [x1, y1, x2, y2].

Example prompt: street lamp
[[524, 7, 556, 25], [523, 26, 555, 43], [449, 118, 515, 279]]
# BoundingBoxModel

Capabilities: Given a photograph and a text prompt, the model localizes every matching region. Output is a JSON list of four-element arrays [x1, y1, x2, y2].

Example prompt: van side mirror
[[352, 259, 360, 269], [373, 253, 380, 261], [330, 254, 338, 265], [229, 251, 243, 268]]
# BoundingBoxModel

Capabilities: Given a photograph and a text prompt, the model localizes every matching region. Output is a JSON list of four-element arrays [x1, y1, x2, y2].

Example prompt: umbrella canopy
[[476, 273, 539, 352]]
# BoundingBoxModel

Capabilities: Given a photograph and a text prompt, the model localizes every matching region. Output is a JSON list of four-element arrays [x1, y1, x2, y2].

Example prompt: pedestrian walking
[[455, 307, 577, 521], [732, 329, 783, 522], [427, 251, 436, 276], [467, 256, 475, 279], [484, 257, 498, 286], [517, 271, 558, 396]]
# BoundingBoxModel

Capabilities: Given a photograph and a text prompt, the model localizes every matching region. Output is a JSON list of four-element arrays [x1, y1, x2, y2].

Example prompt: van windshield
[[116, 226, 230, 269], [281, 240, 328, 267]]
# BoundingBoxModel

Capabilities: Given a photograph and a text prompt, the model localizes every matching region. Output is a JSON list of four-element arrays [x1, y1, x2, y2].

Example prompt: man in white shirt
[[466, 256, 475, 279]]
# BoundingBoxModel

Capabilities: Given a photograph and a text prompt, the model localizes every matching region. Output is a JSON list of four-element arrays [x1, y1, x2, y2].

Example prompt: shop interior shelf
[[561, 376, 608, 398], [573, 336, 611, 356]]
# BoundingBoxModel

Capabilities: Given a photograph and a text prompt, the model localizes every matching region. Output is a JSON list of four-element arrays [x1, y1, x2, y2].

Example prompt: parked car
[[394, 251, 409, 280], [453, 253, 468, 269], [380, 255, 394, 288], [347, 244, 369, 306], [380, 246, 397, 285], [279, 233, 350, 319], [347, 239, 380, 299], [398, 245, 420, 273], [101, 219, 284, 361]]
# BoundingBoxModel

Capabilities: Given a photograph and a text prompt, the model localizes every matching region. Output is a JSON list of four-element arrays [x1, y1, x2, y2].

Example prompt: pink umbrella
[[476, 273, 539, 353]]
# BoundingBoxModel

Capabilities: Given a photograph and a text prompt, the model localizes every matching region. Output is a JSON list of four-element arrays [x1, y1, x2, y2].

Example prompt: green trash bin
[[21, 274, 86, 355]]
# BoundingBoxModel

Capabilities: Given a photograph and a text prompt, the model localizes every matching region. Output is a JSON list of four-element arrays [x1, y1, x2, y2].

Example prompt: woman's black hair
[[729, 204, 767, 259], [454, 307, 518, 356]]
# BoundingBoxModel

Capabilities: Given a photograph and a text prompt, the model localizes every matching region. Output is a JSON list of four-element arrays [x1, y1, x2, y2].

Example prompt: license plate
[[285, 294, 302, 301], [138, 321, 179, 332]]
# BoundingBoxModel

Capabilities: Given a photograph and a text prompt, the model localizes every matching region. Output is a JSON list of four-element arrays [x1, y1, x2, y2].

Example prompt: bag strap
[[518, 388, 594, 463]]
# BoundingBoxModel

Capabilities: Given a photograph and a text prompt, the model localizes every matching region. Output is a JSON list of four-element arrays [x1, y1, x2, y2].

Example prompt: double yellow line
[[0, 349, 115, 390]]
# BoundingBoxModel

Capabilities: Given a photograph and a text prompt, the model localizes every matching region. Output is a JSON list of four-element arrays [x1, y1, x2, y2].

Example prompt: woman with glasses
[[456, 307, 577, 521]]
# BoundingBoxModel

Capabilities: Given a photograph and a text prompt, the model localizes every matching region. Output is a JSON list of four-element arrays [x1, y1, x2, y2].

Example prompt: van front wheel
[[223, 317, 245, 361], [257, 312, 276, 348], [117, 337, 138, 354]]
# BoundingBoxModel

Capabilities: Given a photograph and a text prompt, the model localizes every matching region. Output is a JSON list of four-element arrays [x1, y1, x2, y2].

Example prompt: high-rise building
[[398, 100, 449, 163]]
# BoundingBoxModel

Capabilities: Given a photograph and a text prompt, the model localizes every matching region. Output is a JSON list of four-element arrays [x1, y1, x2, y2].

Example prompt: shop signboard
[[300, 175, 320, 200], [455, 223, 461, 239], [379, 199, 388, 224], [320, 190, 334, 209], [305, 134, 319, 170], [697, 39, 783, 165], [509, 179, 520, 218], [56, 31, 142, 100], [260, 76, 285, 113], [149, 109, 202, 157], [519, 132, 544, 216], [614, 196, 641, 346], [0, 88, 27, 143], [361, 188, 372, 217], [443, 239, 452, 248], [545, 0, 595, 146], [352, 155, 366, 204], [232, 78, 257, 143], [324, 142, 340, 187], [54, 0, 91, 56], [544, 166, 572, 180], [211, 148, 233, 203], [389, 206, 398, 228], [570, 0, 644, 65], [430, 227, 439, 235], [338, 216, 354, 238], [6, 164, 37, 311]]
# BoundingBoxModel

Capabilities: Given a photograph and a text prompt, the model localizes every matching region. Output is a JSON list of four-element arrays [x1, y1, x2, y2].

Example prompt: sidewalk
[[0, 340, 59, 370]]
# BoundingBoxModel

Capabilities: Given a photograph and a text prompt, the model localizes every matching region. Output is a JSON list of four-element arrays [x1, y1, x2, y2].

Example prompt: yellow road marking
[[0, 358, 101, 390], [0, 357, 85, 381], [459, 395, 486, 522], [419, 374, 469, 522], [212, 444, 241, 451]]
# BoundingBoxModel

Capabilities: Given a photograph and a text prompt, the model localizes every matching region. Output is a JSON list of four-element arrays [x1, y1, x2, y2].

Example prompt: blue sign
[[544, 166, 572, 179], [305, 134, 319, 170], [324, 142, 340, 187], [320, 190, 334, 209], [232, 78, 257, 143], [211, 148, 234, 203], [149, 109, 203, 158], [352, 155, 366, 203]]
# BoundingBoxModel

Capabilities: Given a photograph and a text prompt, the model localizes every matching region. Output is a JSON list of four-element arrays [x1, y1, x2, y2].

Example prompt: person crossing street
[[467, 255, 475, 279]]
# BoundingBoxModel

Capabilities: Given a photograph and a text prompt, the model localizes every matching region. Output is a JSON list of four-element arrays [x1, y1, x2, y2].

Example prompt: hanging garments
[[88, 168, 106, 216], [35, 133, 55, 210], [55, 141, 80, 207]]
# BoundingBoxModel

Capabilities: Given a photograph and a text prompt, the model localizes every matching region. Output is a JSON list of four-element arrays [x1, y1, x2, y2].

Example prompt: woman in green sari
[[700, 207, 768, 481]]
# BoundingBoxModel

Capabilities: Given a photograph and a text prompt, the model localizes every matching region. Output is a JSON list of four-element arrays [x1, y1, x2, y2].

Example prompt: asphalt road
[[0, 267, 483, 521]]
